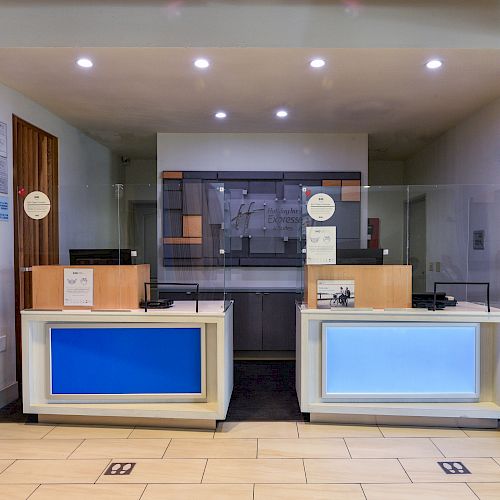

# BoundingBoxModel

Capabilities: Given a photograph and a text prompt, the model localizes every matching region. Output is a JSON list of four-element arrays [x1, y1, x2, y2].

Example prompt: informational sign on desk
[[64, 268, 94, 306], [306, 226, 336, 264], [0, 195, 8, 221]]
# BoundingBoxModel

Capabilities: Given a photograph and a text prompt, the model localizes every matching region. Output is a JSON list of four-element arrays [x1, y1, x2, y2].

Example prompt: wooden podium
[[31, 265, 150, 310], [305, 265, 412, 309]]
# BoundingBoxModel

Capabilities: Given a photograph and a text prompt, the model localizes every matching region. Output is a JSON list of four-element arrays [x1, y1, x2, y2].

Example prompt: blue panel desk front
[[50, 326, 203, 397], [322, 322, 479, 402]]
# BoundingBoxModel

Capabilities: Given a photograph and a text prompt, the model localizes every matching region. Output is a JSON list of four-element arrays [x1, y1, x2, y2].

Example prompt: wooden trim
[[163, 237, 202, 245], [162, 171, 183, 179]]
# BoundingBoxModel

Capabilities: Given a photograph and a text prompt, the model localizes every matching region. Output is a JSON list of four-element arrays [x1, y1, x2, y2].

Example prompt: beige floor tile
[[0, 460, 13, 474], [29, 484, 146, 500], [215, 422, 298, 439], [346, 437, 442, 458], [304, 458, 409, 483], [142, 484, 254, 500], [255, 484, 365, 499], [298, 423, 382, 438], [98, 458, 206, 483], [0, 459, 109, 484], [0, 439, 82, 459], [433, 438, 500, 457], [380, 426, 467, 438], [203, 458, 305, 483], [463, 429, 500, 438], [129, 427, 214, 439], [258, 438, 349, 458], [362, 483, 477, 499], [468, 482, 500, 499], [0, 422, 54, 440], [165, 438, 256, 458], [44, 425, 133, 439], [69, 438, 170, 459], [400, 457, 500, 482], [0, 484, 38, 500]]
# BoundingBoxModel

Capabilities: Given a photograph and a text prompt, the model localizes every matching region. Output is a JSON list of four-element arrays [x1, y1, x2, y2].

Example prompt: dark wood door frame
[[12, 115, 59, 388]]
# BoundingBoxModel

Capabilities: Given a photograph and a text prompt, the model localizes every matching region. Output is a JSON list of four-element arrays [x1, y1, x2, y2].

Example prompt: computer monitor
[[336, 249, 384, 265], [69, 249, 132, 266]]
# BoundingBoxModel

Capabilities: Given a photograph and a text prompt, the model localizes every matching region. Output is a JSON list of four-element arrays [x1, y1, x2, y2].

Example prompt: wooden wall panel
[[13, 116, 59, 383], [305, 265, 412, 309]]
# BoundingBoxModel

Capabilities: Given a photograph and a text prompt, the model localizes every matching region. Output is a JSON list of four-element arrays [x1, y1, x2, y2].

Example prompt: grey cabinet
[[232, 291, 297, 351], [262, 292, 297, 350], [232, 292, 263, 350]]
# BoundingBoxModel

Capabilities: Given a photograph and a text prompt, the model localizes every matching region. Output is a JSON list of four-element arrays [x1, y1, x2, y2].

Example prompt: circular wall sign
[[23, 191, 51, 220], [306, 193, 336, 221]]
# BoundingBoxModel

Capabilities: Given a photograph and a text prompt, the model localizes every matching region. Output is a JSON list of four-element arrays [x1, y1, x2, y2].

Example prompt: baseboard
[[0, 382, 19, 409]]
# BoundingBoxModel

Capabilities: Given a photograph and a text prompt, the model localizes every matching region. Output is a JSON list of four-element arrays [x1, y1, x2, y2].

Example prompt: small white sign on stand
[[64, 268, 94, 307], [306, 226, 337, 265]]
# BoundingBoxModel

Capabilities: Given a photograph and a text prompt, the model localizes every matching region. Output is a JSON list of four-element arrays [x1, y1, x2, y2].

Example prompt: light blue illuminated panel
[[322, 323, 479, 401], [50, 327, 202, 395]]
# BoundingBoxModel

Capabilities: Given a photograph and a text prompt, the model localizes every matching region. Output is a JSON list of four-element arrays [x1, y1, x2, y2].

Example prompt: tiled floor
[[0, 421, 500, 498]]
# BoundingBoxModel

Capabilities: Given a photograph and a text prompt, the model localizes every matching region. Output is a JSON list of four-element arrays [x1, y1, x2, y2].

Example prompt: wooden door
[[12, 116, 59, 385]]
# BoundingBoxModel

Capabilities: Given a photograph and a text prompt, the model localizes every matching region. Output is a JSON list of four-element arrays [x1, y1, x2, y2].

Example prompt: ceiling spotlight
[[194, 58, 210, 69], [276, 109, 288, 118], [425, 59, 443, 69], [76, 58, 93, 68], [215, 111, 227, 119], [310, 58, 326, 68]]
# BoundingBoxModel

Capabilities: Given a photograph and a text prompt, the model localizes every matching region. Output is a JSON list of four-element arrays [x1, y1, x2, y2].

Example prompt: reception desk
[[297, 303, 500, 427], [22, 301, 233, 429]]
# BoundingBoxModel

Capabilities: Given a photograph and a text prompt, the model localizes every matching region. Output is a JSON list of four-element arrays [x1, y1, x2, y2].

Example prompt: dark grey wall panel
[[163, 210, 183, 237], [262, 293, 297, 350], [183, 181, 203, 215], [163, 191, 182, 210], [232, 292, 263, 350]]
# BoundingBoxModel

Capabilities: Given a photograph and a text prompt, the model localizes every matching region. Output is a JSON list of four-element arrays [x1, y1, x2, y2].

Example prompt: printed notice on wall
[[0, 157, 7, 195], [0, 121, 6, 157], [64, 268, 94, 306], [306, 226, 336, 265], [0, 195, 8, 222]]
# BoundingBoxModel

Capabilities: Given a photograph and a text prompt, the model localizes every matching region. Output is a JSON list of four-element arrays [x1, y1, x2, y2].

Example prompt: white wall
[[157, 132, 368, 288], [404, 97, 500, 300], [0, 81, 119, 406]]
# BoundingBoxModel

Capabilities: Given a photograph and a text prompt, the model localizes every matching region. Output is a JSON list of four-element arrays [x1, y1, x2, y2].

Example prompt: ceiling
[[0, 47, 498, 160]]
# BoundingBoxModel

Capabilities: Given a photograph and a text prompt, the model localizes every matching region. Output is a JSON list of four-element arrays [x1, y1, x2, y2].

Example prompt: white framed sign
[[307, 193, 336, 221], [64, 268, 94, 306], [306, 226, 337, 265], [23, 191, 51, 220]]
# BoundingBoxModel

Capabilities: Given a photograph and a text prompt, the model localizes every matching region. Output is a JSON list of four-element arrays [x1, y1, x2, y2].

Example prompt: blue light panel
[[323, 323, 478, 399], [50, 327, 202, 395]]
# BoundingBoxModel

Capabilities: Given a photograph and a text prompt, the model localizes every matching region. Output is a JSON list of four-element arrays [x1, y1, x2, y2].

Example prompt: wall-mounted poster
[[64, 268, 94, 306], [0, 157, 7, 195], [306, 226, 336, 265], [0, 121, 7, 157], [0, 195, 8, 221], [317, 280, 355, 309]]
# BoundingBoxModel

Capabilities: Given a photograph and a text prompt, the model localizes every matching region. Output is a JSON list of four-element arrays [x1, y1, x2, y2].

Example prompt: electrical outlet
[[0, 335, 6, 352]]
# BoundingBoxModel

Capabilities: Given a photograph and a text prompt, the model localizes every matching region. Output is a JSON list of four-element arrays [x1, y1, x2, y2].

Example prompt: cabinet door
[[262, 293, 297, 350], [232, 292, 263, 350]]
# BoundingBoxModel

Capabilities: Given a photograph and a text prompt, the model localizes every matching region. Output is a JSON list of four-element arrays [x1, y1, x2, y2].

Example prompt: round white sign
[[23, 191, 51, 220], [306, 193, 336, 221]]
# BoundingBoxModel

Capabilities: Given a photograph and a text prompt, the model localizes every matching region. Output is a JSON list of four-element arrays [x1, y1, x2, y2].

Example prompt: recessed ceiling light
[[76, 58, 93, 68], [194, 58, 210, 69], [310, 58, 326, 68], [425, 59, 443, 69], [276, 109, 288, 118], [215, 111, 227, 119]]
